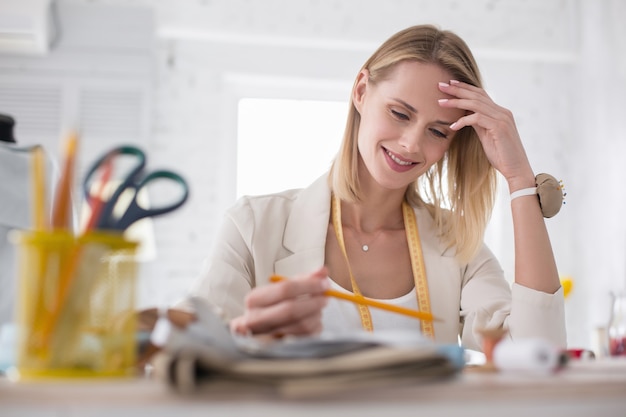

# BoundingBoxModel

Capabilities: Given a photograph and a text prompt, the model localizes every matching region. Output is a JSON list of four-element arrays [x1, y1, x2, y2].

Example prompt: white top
[[321, 278, 421, 336]]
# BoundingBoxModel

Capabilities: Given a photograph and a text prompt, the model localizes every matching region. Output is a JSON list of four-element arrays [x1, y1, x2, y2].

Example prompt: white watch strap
[[510, 187, 537, 200]]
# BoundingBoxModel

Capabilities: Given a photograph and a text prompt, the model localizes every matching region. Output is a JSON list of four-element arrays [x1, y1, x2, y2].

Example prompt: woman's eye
[[430, 128, 448, 139], [391, 110, 409, 121]]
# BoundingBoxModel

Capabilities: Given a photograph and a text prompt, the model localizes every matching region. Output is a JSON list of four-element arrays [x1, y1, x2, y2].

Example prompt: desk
[[1, 358, 626, 417]]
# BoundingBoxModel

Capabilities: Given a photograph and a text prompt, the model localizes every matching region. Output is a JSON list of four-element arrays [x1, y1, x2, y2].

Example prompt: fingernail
[[438, 99, 448, 104], [320, 278, 331, 291], [234, 323, 247, 335], [450, 80, 460, 84], [450, 122, 458, 129], [438, 82, 449, 88]]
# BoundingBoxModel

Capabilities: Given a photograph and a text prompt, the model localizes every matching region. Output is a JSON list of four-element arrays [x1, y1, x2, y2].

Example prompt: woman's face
[[353, 61, 465, 192]]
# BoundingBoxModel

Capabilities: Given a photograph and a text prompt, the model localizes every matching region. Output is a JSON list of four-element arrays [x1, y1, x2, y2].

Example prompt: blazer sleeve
[[185, 199, 257, 321], [459, 244, 566, 351], [176, 182, 322, 321]]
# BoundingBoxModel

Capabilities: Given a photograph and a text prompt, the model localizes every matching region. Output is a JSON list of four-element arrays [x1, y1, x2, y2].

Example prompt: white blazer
[[189, 174, 566, 350]]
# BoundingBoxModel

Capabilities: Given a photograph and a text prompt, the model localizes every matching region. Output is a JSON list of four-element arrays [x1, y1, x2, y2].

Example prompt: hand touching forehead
[[365, 61, 465, 127]]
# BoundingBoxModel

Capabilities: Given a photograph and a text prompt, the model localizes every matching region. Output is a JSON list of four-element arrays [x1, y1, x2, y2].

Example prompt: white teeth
[[386, 149, 413, 166]]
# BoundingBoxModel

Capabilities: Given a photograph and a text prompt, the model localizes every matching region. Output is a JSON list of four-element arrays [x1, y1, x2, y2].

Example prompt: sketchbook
[[151, 297, 465, 399]]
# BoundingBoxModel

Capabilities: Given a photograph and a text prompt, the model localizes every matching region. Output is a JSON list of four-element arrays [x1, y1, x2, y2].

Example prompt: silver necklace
[[358, 229, 384, 252]]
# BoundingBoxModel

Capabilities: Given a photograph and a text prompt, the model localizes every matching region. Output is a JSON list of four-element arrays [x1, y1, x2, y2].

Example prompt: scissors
[[83, 145, 189, 231]]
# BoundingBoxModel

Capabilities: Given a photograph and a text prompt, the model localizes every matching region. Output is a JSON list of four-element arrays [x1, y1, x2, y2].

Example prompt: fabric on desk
[[184, 174, 567, 351]]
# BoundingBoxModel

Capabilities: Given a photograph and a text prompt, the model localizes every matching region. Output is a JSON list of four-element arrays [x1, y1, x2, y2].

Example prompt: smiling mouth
[[384, 148, 416, 166]]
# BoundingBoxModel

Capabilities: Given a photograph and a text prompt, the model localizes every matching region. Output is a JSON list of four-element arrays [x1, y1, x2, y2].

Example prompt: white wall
[[1, 0, 624, 350]]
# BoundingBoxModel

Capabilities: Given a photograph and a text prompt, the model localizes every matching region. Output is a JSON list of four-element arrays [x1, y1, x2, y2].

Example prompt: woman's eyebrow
[[392, 98, 454, 126], [392, 98, 417, 113]]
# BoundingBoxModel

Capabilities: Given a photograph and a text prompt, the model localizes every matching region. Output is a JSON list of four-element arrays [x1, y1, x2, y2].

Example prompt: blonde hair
[[329, 25, 497, 263]]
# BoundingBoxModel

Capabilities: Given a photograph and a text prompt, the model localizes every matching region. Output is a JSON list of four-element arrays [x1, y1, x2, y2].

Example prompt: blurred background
[[0, 0, 624, 351]]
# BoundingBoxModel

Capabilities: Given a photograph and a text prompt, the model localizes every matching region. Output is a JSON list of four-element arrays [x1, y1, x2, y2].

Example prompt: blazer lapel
[[274, 174, 331, 278]]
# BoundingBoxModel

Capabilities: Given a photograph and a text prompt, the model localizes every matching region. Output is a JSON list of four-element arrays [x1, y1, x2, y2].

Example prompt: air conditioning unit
[[0, 0, 58, 55]]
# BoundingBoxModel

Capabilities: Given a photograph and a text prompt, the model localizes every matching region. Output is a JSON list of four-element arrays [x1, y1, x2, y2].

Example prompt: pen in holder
[[10, 230, 138, 379]]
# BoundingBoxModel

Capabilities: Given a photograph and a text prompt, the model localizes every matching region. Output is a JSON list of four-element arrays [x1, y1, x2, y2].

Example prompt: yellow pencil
[[30, 145, 48, 230], [269, 275, 440, 322], [28, 145, 49, 357]]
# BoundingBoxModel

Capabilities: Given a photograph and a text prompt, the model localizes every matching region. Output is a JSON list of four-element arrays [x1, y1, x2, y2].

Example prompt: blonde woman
[[188, 25, 566, 351]]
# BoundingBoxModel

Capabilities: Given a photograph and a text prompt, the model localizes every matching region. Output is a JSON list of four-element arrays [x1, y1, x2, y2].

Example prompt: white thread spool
[[493, 338, 560, 373]]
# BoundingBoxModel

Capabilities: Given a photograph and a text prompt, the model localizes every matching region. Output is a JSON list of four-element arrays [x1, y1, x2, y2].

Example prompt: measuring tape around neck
[[330, 194, 434, 338]]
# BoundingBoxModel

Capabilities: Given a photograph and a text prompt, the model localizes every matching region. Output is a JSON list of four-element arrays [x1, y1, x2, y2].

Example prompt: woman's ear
[[352, 69, 370, 113]]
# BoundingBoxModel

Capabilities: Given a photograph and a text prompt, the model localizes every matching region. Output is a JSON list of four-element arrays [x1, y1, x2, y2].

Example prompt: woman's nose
[[398, 128, 423, 153]]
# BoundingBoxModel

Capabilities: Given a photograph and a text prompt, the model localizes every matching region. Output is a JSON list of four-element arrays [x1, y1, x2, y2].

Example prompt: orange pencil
[[33, 244, 82, 353], [269, 275, 439, 322], [35, 149, 117, 353], [51, 132, 78, 230], [33, 132, 81, 353]]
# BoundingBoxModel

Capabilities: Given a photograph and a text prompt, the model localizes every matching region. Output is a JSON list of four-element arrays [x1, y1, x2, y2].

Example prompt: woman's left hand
[[438, 80, 535, 190]]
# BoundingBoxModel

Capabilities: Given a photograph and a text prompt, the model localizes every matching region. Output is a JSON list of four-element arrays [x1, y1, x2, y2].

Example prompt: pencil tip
[[269, 275, 284, 283]]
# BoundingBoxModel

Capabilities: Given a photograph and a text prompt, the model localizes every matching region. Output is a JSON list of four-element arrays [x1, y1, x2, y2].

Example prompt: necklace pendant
[[362, 244, 369, 252]]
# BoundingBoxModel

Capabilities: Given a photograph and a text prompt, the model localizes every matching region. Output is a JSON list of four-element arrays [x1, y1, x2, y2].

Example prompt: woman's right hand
[[229, 267, 330, 338]]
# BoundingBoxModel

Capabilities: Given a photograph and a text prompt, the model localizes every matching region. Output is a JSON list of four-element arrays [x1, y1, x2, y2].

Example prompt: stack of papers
[[151, 298, 465, 398]]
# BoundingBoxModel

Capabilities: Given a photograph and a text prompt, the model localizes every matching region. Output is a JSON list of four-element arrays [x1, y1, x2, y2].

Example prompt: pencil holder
[[10, 230, 139, 379]]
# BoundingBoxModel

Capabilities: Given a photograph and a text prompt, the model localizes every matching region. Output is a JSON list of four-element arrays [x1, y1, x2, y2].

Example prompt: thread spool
[[493, 338, 561, 373]]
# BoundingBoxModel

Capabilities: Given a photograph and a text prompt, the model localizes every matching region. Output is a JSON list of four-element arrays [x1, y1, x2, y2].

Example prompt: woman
[[188, 25, 566, 351]]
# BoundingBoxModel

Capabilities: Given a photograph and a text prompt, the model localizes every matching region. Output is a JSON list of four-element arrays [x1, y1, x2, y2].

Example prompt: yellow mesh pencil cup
[[10, 230, 138, 379]]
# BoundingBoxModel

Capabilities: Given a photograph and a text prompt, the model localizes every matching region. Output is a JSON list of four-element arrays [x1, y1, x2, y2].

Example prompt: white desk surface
[[1, 357, 626, 417]]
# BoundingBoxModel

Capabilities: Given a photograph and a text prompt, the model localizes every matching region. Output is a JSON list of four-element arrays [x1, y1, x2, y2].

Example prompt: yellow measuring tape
[[330, 194, 434, 338]]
